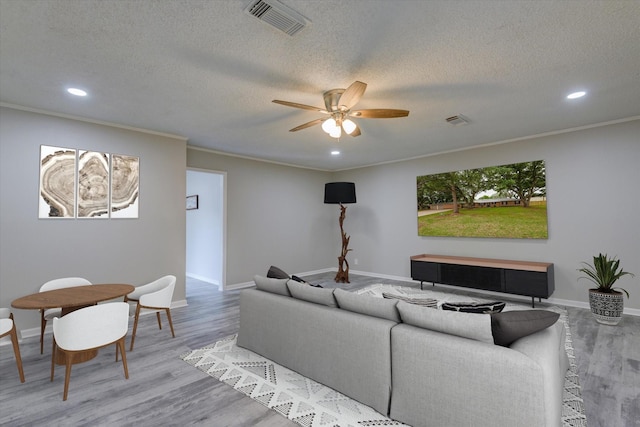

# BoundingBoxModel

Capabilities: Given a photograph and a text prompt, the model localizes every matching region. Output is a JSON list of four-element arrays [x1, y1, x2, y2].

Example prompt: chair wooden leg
[[165, 308, 176, 338], [130, 304, 141, 351], [50, 339, 56, 382], [9, 323, 25, 383], [156, 311, 162, 330], [117, 338, 129, 379], [40, 310, 46, 354], [62, 352, 73, 401]]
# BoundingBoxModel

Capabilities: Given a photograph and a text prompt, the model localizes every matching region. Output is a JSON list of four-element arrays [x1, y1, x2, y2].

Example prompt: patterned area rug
[[181, 335, 409, 427], [180, 284, 587, 427]]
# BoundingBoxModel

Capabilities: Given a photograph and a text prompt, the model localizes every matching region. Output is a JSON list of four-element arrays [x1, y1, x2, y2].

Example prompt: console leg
[[531, 297, 535, 308]]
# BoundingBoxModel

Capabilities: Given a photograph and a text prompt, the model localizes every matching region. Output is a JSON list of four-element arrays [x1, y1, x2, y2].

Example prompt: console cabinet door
[[440, 264, 503, 292], [411, 261, 439, 282], [504, 270, 551, 298]]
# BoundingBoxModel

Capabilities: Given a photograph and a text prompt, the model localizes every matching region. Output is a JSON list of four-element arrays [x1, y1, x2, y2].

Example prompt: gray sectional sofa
[[237, 276, 570, 427]]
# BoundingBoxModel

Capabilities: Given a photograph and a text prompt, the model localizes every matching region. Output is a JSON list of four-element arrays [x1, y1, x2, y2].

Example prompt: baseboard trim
[[348, 269, 640, 317]]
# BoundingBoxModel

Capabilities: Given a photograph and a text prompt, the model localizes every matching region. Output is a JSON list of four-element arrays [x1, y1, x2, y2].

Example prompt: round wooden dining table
[[12, 284, 135, 364]]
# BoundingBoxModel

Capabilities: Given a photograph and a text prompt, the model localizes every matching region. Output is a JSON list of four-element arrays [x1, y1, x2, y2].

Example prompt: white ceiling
[[1, 0, 639, 170]]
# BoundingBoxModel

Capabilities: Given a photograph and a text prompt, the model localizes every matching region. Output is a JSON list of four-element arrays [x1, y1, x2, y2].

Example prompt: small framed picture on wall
[[186, 195, 199, 210]]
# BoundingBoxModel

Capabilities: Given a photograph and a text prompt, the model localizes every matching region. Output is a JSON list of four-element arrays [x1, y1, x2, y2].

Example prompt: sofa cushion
[[335, 289, 400, 322], [266, 265, 290, 279], [396, 301, 494, 344], [254, 275, 290, 296], [382, 292, 438, 308], [491, 310, 560, 347], [287, 280, 337, 307], [442, 301, 506, 314]]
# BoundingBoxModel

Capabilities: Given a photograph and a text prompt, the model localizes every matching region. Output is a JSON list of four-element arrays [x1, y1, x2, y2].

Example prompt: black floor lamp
[[324, 182, 356, 283]]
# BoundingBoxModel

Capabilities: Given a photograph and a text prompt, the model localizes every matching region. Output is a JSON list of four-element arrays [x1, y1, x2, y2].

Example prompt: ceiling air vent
[[244, 0, 309, 36], [446, 115, 470, 126]]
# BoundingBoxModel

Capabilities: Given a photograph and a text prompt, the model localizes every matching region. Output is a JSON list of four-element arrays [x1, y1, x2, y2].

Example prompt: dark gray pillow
[[335, 289, 400, 322], [253, 275, 290, 296], [442, 301, 506, 314], [490, 310, 560, 347], [287, 280, 337, 307], [267, 266, 290, 280]]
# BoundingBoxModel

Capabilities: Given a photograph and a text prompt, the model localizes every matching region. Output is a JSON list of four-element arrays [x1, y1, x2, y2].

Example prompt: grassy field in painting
[[417, 204, 548, 239]]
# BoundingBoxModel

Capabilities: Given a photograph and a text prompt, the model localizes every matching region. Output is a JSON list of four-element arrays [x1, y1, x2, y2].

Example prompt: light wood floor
[[1, 272, 639, 427]]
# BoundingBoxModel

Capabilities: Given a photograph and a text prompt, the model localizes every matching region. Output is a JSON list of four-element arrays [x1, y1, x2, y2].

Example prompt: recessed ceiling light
[[331, 151, 340, 156], [67, 88, 87, 97], [566, 91, 586, 99]]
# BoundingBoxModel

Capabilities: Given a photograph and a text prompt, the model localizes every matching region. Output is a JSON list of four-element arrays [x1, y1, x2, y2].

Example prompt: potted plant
[[578, 253, 635, 325]]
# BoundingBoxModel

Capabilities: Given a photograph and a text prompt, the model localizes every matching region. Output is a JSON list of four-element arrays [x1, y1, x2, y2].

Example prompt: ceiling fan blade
[[273, 100, 329, 113], [350, 109, 410, 119], [289, 118, 326, 132], [337, 81, 367, 110], [348, 123, 361, 137]]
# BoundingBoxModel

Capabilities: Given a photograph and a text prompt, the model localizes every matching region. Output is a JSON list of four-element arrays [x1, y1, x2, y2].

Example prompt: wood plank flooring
[[1, 273, 639, 427]]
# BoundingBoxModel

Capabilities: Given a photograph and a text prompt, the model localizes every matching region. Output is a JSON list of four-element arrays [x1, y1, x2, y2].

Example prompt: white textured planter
[[588, 289, 624, 325]]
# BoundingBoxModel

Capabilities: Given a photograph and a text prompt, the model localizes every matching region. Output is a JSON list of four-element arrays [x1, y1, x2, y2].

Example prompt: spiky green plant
[[578, 253, 635, 298]]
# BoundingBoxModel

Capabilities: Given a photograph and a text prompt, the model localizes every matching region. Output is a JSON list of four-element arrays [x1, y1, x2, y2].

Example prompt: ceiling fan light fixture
[[342, 119, 356, 135], [322, 117, 337, 134], [329, 126, 342, 138]]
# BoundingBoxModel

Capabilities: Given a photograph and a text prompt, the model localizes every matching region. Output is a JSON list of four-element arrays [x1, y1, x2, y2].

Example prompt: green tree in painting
[[456, 168, 490, 208], [417, 173, 453, 210], [493, 160, 546, 207]]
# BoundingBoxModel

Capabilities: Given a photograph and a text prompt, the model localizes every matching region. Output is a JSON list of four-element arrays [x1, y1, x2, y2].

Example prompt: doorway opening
[[186, 169, 225, 293]]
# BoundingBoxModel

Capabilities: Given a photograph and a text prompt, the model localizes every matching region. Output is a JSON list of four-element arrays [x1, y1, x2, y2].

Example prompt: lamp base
[[335, 255, 350, 283], [334, 204, 351, 283]]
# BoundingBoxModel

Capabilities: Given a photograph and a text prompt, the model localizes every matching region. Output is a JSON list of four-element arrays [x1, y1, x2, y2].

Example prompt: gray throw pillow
[[335, 289, 400, 322], [287, 280, 337, 307], [396, 301, 494, 344], [253, 275, 291, 296], [490, 310, 560, 347]]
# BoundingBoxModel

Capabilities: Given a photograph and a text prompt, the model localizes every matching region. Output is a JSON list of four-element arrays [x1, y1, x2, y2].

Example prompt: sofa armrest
[[509, 320, 568, 427]]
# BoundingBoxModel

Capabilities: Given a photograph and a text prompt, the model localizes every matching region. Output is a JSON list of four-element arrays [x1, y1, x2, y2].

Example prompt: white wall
[[335, 119, 640, 311], [186, 169, 224, 287], [0, 106, 187, 331], [187, 147, 336, 286]]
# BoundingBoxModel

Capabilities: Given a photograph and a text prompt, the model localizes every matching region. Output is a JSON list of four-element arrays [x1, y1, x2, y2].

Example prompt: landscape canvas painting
[[39, 145, 76, 218], [417, 160, 548, 239]]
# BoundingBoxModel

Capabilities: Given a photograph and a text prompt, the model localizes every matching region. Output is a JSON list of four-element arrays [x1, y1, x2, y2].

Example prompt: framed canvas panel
[[186, 195, 199, 210], [416, 160, 548, 239], [39, 145, 76, 218], [110, 154, 139, 218], [77, 150, 110, 218]]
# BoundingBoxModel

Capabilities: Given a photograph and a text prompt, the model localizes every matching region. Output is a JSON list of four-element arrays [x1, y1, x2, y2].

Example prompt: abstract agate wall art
[[39, 145, 76, 218], [110, 154, 139, 219], [39, 145, 139, 219], [416, 160, 548, 239], [77, 150, 110, 218]]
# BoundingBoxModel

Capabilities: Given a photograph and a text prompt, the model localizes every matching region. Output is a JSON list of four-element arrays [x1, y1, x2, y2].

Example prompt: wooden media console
[[410, 254, 554, 307]]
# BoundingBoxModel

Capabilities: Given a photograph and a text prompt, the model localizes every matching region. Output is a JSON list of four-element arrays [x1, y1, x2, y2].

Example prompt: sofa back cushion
[[254, 275, 291, 296], [334, 288, 400, 322], [396, 301, 494, 344], [287, 280, 337, 307]]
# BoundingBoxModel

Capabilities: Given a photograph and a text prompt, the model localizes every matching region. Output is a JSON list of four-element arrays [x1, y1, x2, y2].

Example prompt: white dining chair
[[125, 275, 176, 351], [50, 302, 129, 401], [0, 308, 26, 383], [39, 277, 92, 354]]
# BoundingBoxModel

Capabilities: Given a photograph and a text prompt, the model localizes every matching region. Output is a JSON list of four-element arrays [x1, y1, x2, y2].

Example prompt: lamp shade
[[324, 182, 356, 204]]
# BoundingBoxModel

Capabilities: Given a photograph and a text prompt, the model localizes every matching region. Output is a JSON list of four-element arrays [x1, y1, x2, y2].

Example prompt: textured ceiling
[[1, 0, 639, 170]]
